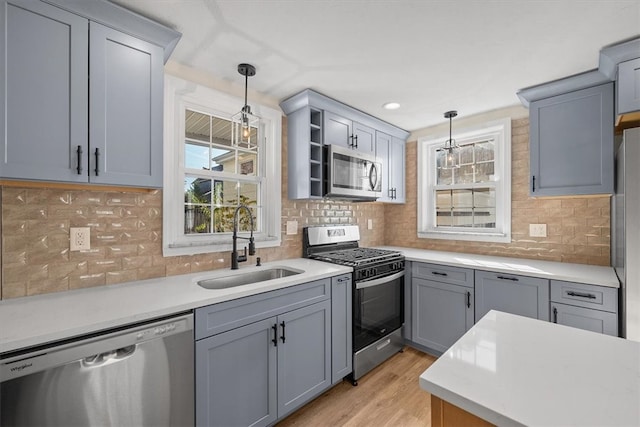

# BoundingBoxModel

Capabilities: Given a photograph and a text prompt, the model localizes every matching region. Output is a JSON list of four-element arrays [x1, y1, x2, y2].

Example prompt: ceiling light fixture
[[383, 102, 400, 110], [232, 63, 260, 150], [437, 110, 460, 170]]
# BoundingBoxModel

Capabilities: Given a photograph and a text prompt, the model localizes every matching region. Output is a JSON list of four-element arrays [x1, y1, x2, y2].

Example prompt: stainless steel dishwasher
[[0, 312, 194, 427]]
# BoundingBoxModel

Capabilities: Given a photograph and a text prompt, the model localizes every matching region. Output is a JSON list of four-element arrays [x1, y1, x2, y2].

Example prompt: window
[[163, 75, 282, 256], [417, 118, 511, 243]]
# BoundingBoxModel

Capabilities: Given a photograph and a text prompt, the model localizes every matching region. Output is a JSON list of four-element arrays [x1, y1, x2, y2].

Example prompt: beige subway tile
[[50, 261, 88, 279], [2, 281, 27, 299], [88, 258, 123, 274], [107, 244, 139, 258], [122, 256, 153, 269], [587, 197, 611, 208], [105, 270, 137, 285], [137, 265, 166, 280], [28, 277, 69, 296], [166, 262, 191, 276]]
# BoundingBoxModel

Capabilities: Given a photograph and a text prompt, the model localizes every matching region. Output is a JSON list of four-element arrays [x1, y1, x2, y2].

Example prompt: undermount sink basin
[[197, 268, 302, 290]]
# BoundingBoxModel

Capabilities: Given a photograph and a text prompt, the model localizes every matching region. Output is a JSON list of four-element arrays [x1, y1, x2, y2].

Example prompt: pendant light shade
[[437, 110, 460, 170], [232, 63, 260, 150]]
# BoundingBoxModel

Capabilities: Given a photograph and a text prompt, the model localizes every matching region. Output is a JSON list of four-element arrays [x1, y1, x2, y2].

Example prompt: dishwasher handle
[[1, 313, 193, 382]]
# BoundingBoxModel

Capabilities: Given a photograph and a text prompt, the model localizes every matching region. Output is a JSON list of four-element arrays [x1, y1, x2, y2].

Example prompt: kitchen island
[[420, 310, 640, 426]]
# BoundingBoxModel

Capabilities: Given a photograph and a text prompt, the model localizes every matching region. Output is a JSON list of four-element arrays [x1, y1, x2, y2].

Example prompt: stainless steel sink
[[197, 268, 302, 290]]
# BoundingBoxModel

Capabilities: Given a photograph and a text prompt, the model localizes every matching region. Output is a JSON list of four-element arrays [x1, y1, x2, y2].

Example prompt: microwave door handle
[[369, 163, 378, 190], [356, 271, 405, 290]]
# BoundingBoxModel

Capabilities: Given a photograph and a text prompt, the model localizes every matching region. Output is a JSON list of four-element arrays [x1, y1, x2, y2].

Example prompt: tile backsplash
[[0, 116, 611, 299]]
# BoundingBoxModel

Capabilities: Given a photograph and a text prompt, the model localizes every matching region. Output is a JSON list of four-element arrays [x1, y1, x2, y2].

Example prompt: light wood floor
[[276, 347, 437, 427]]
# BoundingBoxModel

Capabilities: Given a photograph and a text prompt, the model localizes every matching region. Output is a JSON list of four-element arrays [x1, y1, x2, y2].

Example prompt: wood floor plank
[[277, 347, 436, 427]]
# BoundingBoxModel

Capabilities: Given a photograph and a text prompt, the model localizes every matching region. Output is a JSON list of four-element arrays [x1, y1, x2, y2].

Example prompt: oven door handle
[[356, 271, 405, 290]]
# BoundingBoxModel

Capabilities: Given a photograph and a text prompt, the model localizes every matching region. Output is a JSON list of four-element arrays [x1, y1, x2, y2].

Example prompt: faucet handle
[[256, 257, 261, 267], [249, 237, 256, 256]]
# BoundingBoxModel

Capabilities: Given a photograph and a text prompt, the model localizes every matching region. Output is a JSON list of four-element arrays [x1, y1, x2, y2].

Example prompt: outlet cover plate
[[367, 219, 373, 230], [286, 220, 298, 235], [70, 227, 91, 251], [529, 223, 547, 238]]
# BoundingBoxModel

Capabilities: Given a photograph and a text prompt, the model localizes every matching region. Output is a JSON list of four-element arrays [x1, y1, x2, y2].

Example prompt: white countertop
[[378, 247, 619, 288], [0, 258, 351, 354], [420, 310, 640, 427]]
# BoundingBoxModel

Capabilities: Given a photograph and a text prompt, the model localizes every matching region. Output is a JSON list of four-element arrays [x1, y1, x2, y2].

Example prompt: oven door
[[353, 270, 404, 352], [326, 144, 382, 200]]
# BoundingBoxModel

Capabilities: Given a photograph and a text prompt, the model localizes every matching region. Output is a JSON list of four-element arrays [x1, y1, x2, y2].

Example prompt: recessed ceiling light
[[382, 102, 400, 110]]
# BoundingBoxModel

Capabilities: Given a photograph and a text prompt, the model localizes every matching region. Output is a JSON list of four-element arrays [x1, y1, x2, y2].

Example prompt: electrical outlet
[[286, 220, 298, 235], [367, 219, 373, 230], [70, 227, 91, 251], [529, 224, 547, 238]]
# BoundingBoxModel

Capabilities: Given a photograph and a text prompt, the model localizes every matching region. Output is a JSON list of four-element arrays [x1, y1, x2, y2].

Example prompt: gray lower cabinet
[[529, 82, 614, 196], [411, 263, 474, 354], [195, 279, 334, 426], [550, 280, 618, 336], [475, 271, 549, 322], [331, 274, 352, 384], [0, 0, 167, 187], [617, 57, 640, 115]]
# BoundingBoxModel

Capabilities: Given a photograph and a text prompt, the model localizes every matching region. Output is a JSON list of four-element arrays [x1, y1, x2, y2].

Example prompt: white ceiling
[[112, 0, 640, 132]]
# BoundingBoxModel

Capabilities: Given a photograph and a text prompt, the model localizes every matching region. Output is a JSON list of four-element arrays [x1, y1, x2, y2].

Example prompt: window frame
[[417, 117, 511, 243], [163, 75, 282, 256]]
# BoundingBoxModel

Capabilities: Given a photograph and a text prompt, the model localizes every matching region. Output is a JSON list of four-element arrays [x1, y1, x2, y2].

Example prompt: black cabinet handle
[[272, 324, 278, 347], [466, 291, 471, 308], [337, 277, 350, 283], [94, 148, 100, 176], [354, 134, 358, 148], [497, 275, 519, 281], [280, 321, 286, 343], [532, 175, 536, 192], [553, 307, 558, 323], [566, 291, 596, 299], [76, 145, 83, 174], [431, 271, 448, 277], [349, 134, 355, 148]]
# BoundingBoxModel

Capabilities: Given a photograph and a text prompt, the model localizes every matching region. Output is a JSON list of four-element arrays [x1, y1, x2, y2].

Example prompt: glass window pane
[[184, 205, 211, 234], [185, 141, 210, 170], [238, 151, 258, 177], [451, 208, 473, 227], [437, 165, 452, 185], [184, 176, 211, 204], [459, 144, 474, 165], [475, 140, 495, 162], [185, 110, 210, 142], [211, 180, 237, 206], [211, 147, 234, 172], [473, 188, 495, 208], [475, 161, 495, 183], [436, 190, 452, 210], [452, 189, 473, 208], [436, 210, 452, 227], [211, 116, 232, 148], [457, 164, 474, 184], [474, 207, 496, 228], [239, 182, 259, 206], [213, 206, 235, 233]]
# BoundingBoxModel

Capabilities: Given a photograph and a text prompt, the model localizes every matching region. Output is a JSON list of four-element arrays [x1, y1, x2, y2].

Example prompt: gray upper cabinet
[[89, 22, 163, 187], [376, 132, 405, 203], [529, 83, 614, 196], [280, 89, 409, 200], [617, 58, 640, 116], [475, 270, 549, 322], [1, 0, 88, 183], [0, 0, 179, 188]]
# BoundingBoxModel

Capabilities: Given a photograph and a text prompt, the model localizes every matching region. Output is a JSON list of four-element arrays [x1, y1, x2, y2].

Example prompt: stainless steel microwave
[[325, 144, 382, 200]]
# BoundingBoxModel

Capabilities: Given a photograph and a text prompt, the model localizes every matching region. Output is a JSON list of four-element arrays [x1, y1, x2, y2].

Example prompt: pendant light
[[232, 63, 260, 150], [437, 110, 460, 169]]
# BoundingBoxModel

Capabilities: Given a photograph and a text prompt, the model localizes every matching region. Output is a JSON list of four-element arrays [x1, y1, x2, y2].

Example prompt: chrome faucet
[[231, 204, 255, 270]]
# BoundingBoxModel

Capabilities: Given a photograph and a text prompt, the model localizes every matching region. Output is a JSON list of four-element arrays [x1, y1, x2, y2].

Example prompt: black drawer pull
[[76, 145, 83, 174], [466, 291, 471, 308], [272, 324, 278, 347], [497, 275, 519, 281], [94, 148, 100, 176], [431, 271, 448, 277], [553, 307, 558, 323], [566, 291, 596, 299], [280, 321, 286, 343]]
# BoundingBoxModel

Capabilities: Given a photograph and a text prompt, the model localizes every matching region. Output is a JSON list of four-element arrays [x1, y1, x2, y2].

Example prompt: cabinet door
[[475, 271, 549, 322], [530, 83, 614, 196], [323, 110, 352, 148], [331, 274, 352, 384], [617, 58, 640, 115], [277, 300, 331, 418], [89, 22, 163, 187], [375, 132, 392, 202], [352, 121, 375, 155], [412, 278, 474, 354], [551, 302, 618, 336], [195, 317, 278, 427], [1, 0, 88, 182], [390, 136, 406, 203]]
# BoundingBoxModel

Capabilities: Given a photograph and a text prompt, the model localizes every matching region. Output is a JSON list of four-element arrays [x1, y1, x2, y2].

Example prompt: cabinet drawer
[[195, 279, 330, 340], [551, 302, 618, 336], [412, 262, 473, 288], [550, 280, 617, 313]]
